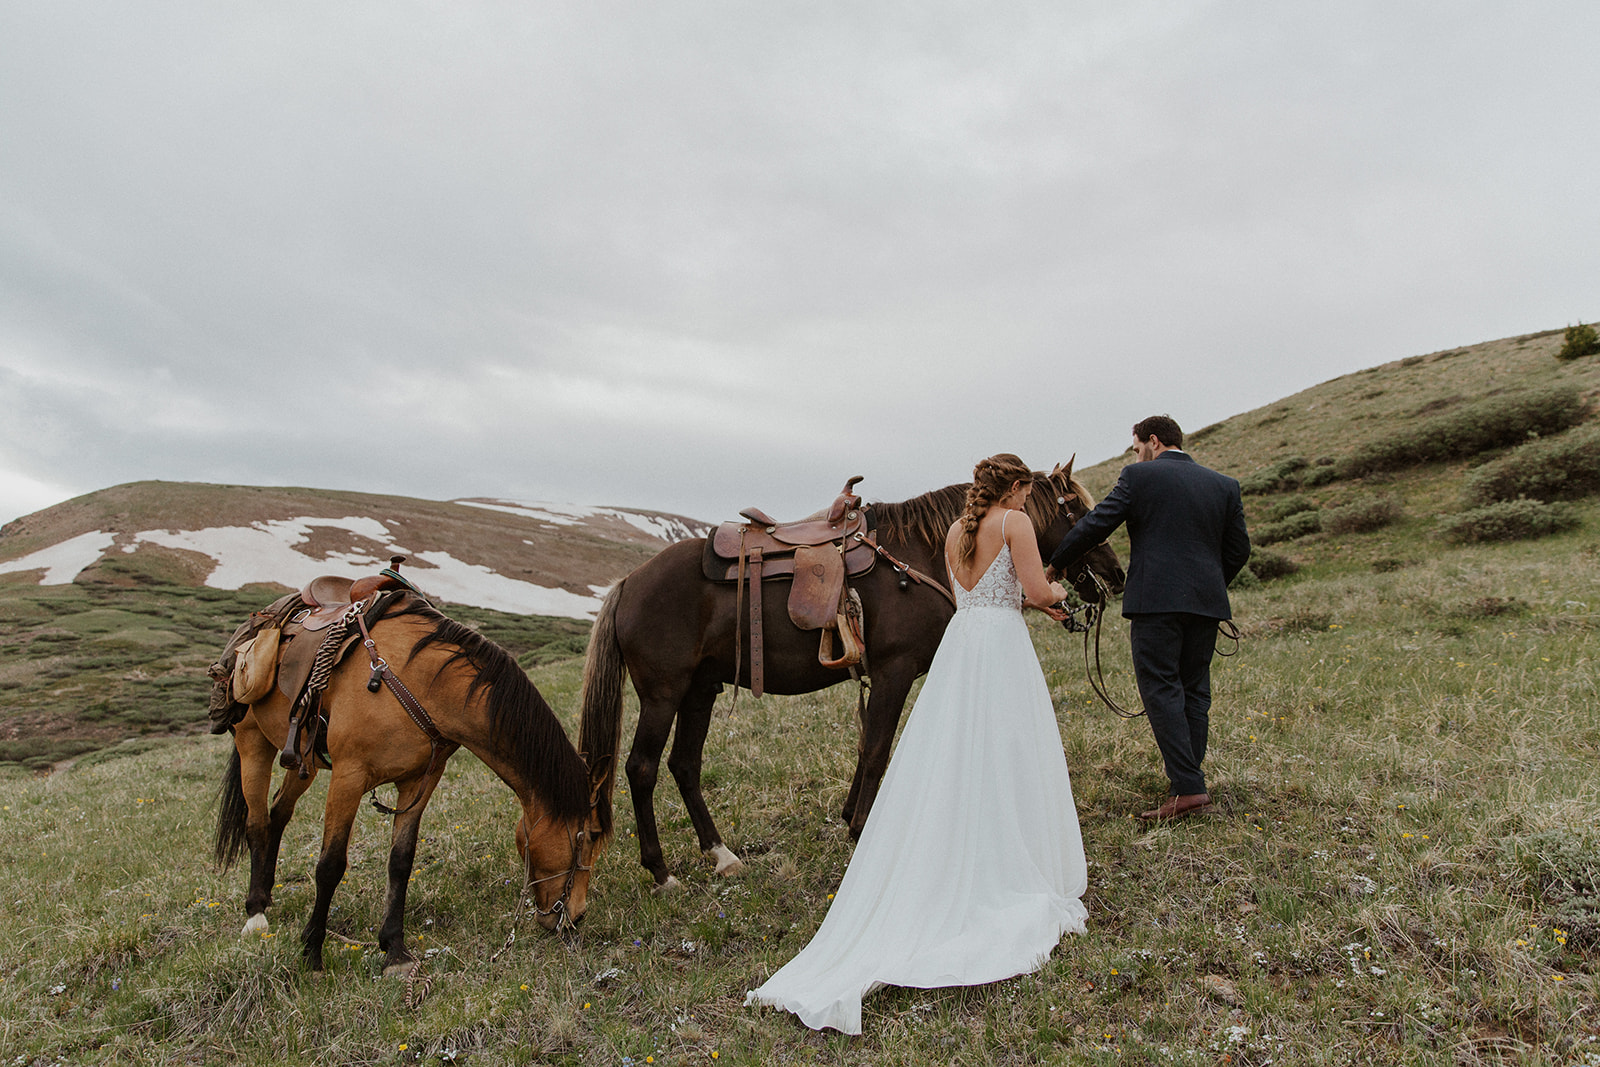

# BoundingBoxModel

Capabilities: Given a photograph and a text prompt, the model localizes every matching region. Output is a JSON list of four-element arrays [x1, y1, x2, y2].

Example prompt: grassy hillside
[[0, 329, 1596, 1064]]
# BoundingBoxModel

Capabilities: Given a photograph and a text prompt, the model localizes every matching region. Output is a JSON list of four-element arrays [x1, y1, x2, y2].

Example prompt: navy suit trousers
[[1129, 613, 1218, 796]]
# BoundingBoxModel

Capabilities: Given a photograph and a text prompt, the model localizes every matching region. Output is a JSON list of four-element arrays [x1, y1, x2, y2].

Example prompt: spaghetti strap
[[1001, 509, 1010, 538]]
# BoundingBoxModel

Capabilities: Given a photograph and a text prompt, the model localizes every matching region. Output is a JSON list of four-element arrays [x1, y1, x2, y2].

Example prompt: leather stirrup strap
[[734, 531, 746, 701], [748, 546, 764, 698]]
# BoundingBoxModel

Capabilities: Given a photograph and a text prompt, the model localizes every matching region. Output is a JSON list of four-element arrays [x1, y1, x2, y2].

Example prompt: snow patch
[[0, 530, 117, 583], [126, 515, 602, 618]]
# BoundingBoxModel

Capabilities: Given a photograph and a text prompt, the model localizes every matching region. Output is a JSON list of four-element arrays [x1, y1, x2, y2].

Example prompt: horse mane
[[869, 469, 1095, 556], [871, 484, 967, 555], [399, 600, 596, 828]]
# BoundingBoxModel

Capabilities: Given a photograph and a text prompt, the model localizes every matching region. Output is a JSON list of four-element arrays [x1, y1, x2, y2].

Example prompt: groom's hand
[[1044, 565, 1062, 582]]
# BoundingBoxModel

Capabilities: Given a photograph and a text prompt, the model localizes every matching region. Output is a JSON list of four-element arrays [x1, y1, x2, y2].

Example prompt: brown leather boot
[[1139, 792, 1212, 820]]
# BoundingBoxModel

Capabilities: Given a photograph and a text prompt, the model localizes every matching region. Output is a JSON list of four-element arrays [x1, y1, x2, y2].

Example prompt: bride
[[746, 453, 1090, 1034]]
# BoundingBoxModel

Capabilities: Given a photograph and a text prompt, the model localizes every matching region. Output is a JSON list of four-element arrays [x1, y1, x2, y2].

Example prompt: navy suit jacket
[[1050, 450, 1250, 620]]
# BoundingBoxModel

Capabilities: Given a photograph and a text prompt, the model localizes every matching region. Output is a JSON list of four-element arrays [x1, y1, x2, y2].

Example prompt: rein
[[1069, 569, 1243, 720], [352, 607, 446, 816]]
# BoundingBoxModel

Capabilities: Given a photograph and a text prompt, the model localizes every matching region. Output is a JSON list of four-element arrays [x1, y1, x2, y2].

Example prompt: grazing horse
[[214, 595, 616, 972], [581, 462, 1125, 888]]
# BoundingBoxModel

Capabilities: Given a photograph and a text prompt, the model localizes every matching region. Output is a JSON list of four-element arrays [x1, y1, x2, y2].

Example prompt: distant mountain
[[0, 482, 710, 618]]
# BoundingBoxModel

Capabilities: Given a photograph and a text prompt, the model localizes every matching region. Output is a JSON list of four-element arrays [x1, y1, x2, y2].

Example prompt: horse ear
[[1062, 455, 1076, 480]]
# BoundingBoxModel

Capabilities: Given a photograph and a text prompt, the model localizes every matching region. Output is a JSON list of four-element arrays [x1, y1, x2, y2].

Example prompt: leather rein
[[1070, 568, 1242, 720]]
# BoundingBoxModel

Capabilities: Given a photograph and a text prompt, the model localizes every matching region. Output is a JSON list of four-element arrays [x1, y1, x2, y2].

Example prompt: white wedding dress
[[745, 521, 1089, 1034]]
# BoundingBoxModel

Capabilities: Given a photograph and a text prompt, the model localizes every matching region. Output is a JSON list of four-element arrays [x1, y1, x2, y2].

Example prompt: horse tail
[[578, 582, 628, 843], [214, 746, 248, 872]]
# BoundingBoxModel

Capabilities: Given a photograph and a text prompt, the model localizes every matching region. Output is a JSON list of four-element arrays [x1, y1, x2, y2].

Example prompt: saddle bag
[[231, 627, 281, 705]]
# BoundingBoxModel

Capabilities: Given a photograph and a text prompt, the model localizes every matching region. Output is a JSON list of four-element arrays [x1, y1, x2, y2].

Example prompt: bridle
[[526, 823, 592, 931]]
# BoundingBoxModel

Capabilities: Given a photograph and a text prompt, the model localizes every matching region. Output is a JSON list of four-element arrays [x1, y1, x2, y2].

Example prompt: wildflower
[[521, 984, 529, 991], [1551, 975, 1565, 981], [399, 1044, 408, 1051]]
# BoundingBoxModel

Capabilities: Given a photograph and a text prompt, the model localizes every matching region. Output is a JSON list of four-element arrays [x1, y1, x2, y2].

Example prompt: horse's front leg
[[377, 761, 450, 976], [301, 767, 367, 971], [237, 725, 316, 935], [844, 664, 917, 839], [665, 676, 743, 877]]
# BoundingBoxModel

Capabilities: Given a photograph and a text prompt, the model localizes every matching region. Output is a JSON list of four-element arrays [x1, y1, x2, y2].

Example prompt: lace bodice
[[951, 543, 1025, 613]]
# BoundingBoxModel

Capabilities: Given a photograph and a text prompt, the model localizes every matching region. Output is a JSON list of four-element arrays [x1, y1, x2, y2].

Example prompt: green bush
[[1557, 322, 1600, 362], [1335, 386, 1589, 479], [1460, 423, 1600, 506], [1253, 510, 1322, 545], [1323, 495, 1403, 535], [1228, 566, 1260, 590], [1301, 464, 1339, 488], [1246, 548, 1299, 581], [1239, 456, 1309, 496], [1262, 495, 1316, 522], [1439, 499, 1582, 543]]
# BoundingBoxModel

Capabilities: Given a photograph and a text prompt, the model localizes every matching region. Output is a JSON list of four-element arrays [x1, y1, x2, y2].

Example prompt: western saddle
[[702, 477, 874, 698], [207, 557, 423, 776]]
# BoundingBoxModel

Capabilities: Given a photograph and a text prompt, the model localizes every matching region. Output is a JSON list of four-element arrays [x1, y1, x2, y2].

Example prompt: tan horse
[[214, 595, 617, 973]]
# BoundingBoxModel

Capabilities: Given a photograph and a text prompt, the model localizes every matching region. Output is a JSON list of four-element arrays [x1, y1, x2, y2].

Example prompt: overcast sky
[[2, 2, 1596, 529]]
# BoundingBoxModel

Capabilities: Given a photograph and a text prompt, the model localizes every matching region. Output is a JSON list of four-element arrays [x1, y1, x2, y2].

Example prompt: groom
[[1047, 415, 1251, 820]]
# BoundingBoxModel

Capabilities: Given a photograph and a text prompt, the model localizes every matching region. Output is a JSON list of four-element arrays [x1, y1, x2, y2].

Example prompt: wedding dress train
[[746, 535, 1088, 1034]]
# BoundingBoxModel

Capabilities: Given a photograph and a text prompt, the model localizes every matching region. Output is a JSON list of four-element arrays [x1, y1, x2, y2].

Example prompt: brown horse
[[580, 462, 1125, 888], [214, 595, 617, 972]]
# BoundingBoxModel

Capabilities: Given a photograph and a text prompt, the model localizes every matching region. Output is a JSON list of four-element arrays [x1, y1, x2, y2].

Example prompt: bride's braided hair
[[954, 453, 1034, 569]]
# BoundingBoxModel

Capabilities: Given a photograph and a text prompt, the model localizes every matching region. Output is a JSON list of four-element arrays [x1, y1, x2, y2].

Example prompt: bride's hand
[[1048, 580, 1068, 603]]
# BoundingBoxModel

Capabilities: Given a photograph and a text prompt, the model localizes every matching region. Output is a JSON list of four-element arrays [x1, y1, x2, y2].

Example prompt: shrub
[[1439, 499, 1582, 543], [1335, 386, 1589, 479], [1323, 495, 1403, 535], [1460, 423, 1600, 506], [1262, 495, 1316, 522], [1240, 456, 1309, 496], [1301, 465, 1339, 488], [1557, 322, 1600, 362], [1228, 566, 1260, 590], [1253, 510, 1321, 545], [1246, 548, 1299, 581]]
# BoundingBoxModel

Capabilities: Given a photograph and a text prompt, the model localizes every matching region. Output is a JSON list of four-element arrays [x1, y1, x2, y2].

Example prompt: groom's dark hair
[[1132, 415, 1183, 449]]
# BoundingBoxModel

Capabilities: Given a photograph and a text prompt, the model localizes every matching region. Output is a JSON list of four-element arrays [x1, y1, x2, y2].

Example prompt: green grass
[[2, 516, 1597, 1065], [3, 327, 1599, 1063]]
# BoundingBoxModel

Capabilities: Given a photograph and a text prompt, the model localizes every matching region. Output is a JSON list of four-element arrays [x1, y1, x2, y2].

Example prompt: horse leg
[[665, 676, 743, 877], [237, 725, 316, 935], [301, 768, 367, 971], [843, 664, 917, 840], [625, 694, 681, 889], [376, 766, 447, 976]]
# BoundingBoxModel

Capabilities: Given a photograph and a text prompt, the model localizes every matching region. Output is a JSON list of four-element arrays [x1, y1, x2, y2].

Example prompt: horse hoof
[[651, 875, 682, 895], [708, 844, 745, 877], [241, 913, 269, 937]]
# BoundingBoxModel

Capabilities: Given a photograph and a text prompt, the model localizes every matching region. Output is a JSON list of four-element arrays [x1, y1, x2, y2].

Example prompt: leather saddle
[[207, 557, 422, 776], [701, 477, 873, 698]]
